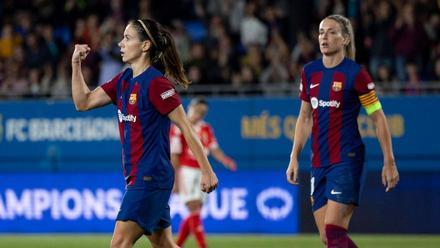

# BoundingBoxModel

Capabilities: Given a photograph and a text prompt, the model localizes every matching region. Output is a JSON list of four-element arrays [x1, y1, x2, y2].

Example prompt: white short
[[178, 166, 207, 204]]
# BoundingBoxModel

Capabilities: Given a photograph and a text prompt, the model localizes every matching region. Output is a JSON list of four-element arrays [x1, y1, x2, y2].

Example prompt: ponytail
[[158, 30, 190, 89], [131, 19, 190, 89], [325, 15, 356, 60]]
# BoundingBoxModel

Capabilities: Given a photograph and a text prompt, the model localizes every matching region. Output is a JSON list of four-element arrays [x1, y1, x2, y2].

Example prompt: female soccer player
[[170, 97, 237, 248], [71, 19, 218, 248], [286, 15, 399, 248]]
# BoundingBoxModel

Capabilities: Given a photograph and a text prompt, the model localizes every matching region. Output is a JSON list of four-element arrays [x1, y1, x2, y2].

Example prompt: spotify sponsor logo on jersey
[[310, 97, 340, 109], [117, 110, 137, 123]]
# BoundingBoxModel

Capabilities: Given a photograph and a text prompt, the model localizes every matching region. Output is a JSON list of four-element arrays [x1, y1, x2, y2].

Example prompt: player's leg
[[176, 166, 196, 246], [313, 205, 327, 245], [311, 167, 328, 245], [111, 220, 144, 248], [324, 162, 365, 248], [177, 167, 207, 248], [114, 189, 173, 248], [147, 226, 179, 248], [186, 199, 206, 248], [325, 200, 355, 229], [324, 201, 357, 248]]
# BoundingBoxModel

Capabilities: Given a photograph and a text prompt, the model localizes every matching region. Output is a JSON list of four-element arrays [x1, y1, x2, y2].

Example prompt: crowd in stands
[[0, 0, 439, 98]]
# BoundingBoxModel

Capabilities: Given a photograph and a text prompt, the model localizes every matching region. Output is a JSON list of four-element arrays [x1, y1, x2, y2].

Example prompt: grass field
[[0, 234, 439, 248]]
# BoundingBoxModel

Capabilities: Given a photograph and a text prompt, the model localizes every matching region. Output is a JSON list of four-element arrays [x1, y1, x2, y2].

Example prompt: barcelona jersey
[[101, 66, 181, 189], [299, 58, 381, 168]]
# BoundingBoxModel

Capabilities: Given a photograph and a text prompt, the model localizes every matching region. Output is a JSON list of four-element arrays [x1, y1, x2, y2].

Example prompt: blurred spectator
[[259, 53, 289, 84], [98, 31, 122, 84], [403, 61, 422, 95], [171, 20, 191, 64], [0, 61, 29, 98], [50, 59, 71, 99], [241, 44, 264, 80], [0, 0, 438, 99], [186, 42, 208, 84], [240, 1, 267, 48], [41, 24, 63, 70], [367, 0, 395, 79], [390, 3, 429, 81], [376, 64, 394, 83], [23, 32, 51, 70], [0, 24, 21, 59]]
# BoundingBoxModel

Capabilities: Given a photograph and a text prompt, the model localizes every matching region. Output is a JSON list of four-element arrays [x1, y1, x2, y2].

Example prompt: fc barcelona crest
[[129, 93, 137, 105], [332, 81, 342, 92]]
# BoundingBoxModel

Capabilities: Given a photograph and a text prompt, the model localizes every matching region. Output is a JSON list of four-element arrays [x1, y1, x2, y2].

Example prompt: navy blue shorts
[[116, 188, 172, 235], [310, 161, 367, 212]]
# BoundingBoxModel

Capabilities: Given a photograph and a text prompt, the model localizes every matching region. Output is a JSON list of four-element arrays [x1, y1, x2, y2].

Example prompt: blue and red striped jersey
[[101, 66, 181, 189], [300, 58, 379, 168]]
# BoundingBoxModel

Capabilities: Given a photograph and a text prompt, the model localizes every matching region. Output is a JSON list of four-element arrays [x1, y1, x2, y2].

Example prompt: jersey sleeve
[[170, 124, 182, 154], [354, 68, 382, 115], [206, 124, 219, 150], [299, 69, 309, 102], [101, 71, 123, 105], [149, 77, 181, 115]]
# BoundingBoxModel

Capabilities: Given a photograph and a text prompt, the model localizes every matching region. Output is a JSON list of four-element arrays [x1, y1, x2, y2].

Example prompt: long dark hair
[[129, 19, 190, 89]]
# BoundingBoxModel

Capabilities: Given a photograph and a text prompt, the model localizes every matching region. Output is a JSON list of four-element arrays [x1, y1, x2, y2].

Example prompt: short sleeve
[[170, 124, 182, 154], [354, 68, 375, 95], [149, 77, 181, 115], [355, 69, 382, 115], [101, 72, 123, 105], [299, 69, 309, 102]]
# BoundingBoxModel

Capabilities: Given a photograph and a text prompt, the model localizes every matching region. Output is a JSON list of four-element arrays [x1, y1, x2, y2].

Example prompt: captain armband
[[359, 90, 382, 115]]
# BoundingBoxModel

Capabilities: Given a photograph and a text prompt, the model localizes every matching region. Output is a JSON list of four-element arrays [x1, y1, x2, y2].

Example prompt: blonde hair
[[325, 15, 356, 60]]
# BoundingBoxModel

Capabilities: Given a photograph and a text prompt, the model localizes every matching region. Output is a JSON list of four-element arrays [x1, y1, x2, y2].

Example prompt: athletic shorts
[[179, 166, 207, 204], [310, 161, 367, 212], [116, 188, 172, 235]]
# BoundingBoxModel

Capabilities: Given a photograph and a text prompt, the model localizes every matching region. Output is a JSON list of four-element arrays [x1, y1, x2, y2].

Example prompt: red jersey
[[170, 121, 218, 169]]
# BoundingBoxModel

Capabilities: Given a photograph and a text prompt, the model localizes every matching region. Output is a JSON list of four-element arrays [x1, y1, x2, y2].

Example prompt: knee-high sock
[[188, 214, 207, 248], [325, 224, 357, 248], [176, 216, 191, 246]]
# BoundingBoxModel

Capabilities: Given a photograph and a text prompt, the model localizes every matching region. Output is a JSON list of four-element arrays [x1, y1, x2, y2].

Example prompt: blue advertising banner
[[0, 97, 439, 172], [0, 171, 299, 233]]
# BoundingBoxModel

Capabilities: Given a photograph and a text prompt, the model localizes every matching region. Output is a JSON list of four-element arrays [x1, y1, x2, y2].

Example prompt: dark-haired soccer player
[[286, 15, 399, 248], [71, 19, 218, 248]]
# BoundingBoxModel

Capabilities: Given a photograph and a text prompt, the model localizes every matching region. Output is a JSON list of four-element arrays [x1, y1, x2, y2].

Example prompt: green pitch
[[0, 234, 439, 248]]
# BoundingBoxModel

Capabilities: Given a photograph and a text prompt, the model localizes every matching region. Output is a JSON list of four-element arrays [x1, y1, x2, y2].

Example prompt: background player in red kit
[[71, 18, 218, 248], [286, 15, 399, 248], [170, 97, 236, 248]]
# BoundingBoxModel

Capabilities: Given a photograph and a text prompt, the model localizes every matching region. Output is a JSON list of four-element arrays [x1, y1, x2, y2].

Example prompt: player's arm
[[369, 109, 399, 192], [170, 126, 182, 193], [168, 105, 218, 193], [286, 100, 313, 185], [71, 44, 112, 111], [356, 68, 399, 192], [170, 153, 181, 193], [211, 148, 237, 171]]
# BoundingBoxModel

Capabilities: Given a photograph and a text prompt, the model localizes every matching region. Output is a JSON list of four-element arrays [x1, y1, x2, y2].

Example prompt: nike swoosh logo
[[310, 83, 319, 89], [330, 189, 342, 195]]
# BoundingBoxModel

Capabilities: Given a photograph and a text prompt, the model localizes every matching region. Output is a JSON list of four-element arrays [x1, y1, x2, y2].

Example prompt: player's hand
[[222, 156, 237, 171], [200, 170, 218, 193], [72, 44, 91, 64], [286, 159, 299, 185], [382, 161, 399, 192]]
